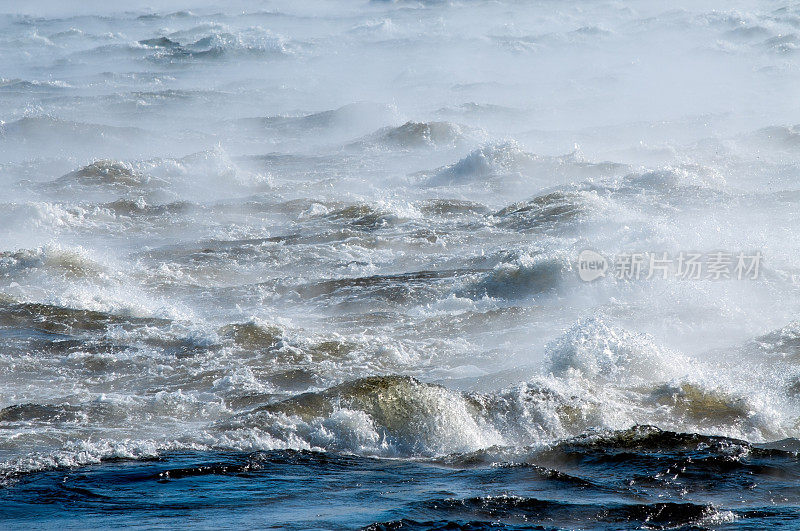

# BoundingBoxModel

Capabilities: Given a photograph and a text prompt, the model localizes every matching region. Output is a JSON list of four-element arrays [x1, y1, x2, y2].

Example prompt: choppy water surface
[[2, 0, 800, 528]]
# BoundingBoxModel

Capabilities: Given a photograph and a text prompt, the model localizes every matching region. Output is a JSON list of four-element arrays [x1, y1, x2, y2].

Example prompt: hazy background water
[[2, 0, 800, 528]]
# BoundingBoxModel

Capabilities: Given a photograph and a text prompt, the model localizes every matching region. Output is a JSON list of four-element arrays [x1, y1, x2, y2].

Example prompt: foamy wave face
[[545, 318, 689, 381], [353, 121, 480, 150], [0, 309, 798, 477], [106, 316, 793, 458], [425, 141, 538, 185]]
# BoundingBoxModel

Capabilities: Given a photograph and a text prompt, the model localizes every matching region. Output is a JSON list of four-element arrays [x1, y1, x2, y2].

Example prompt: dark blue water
[[3, 428, 799, 529]]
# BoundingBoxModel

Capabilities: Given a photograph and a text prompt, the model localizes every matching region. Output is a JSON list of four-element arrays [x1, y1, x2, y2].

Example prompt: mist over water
[[2, 0, 800, 528]]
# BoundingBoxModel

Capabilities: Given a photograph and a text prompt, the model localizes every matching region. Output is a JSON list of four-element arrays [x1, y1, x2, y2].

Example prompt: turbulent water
[[2, 0, 800, 528]]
